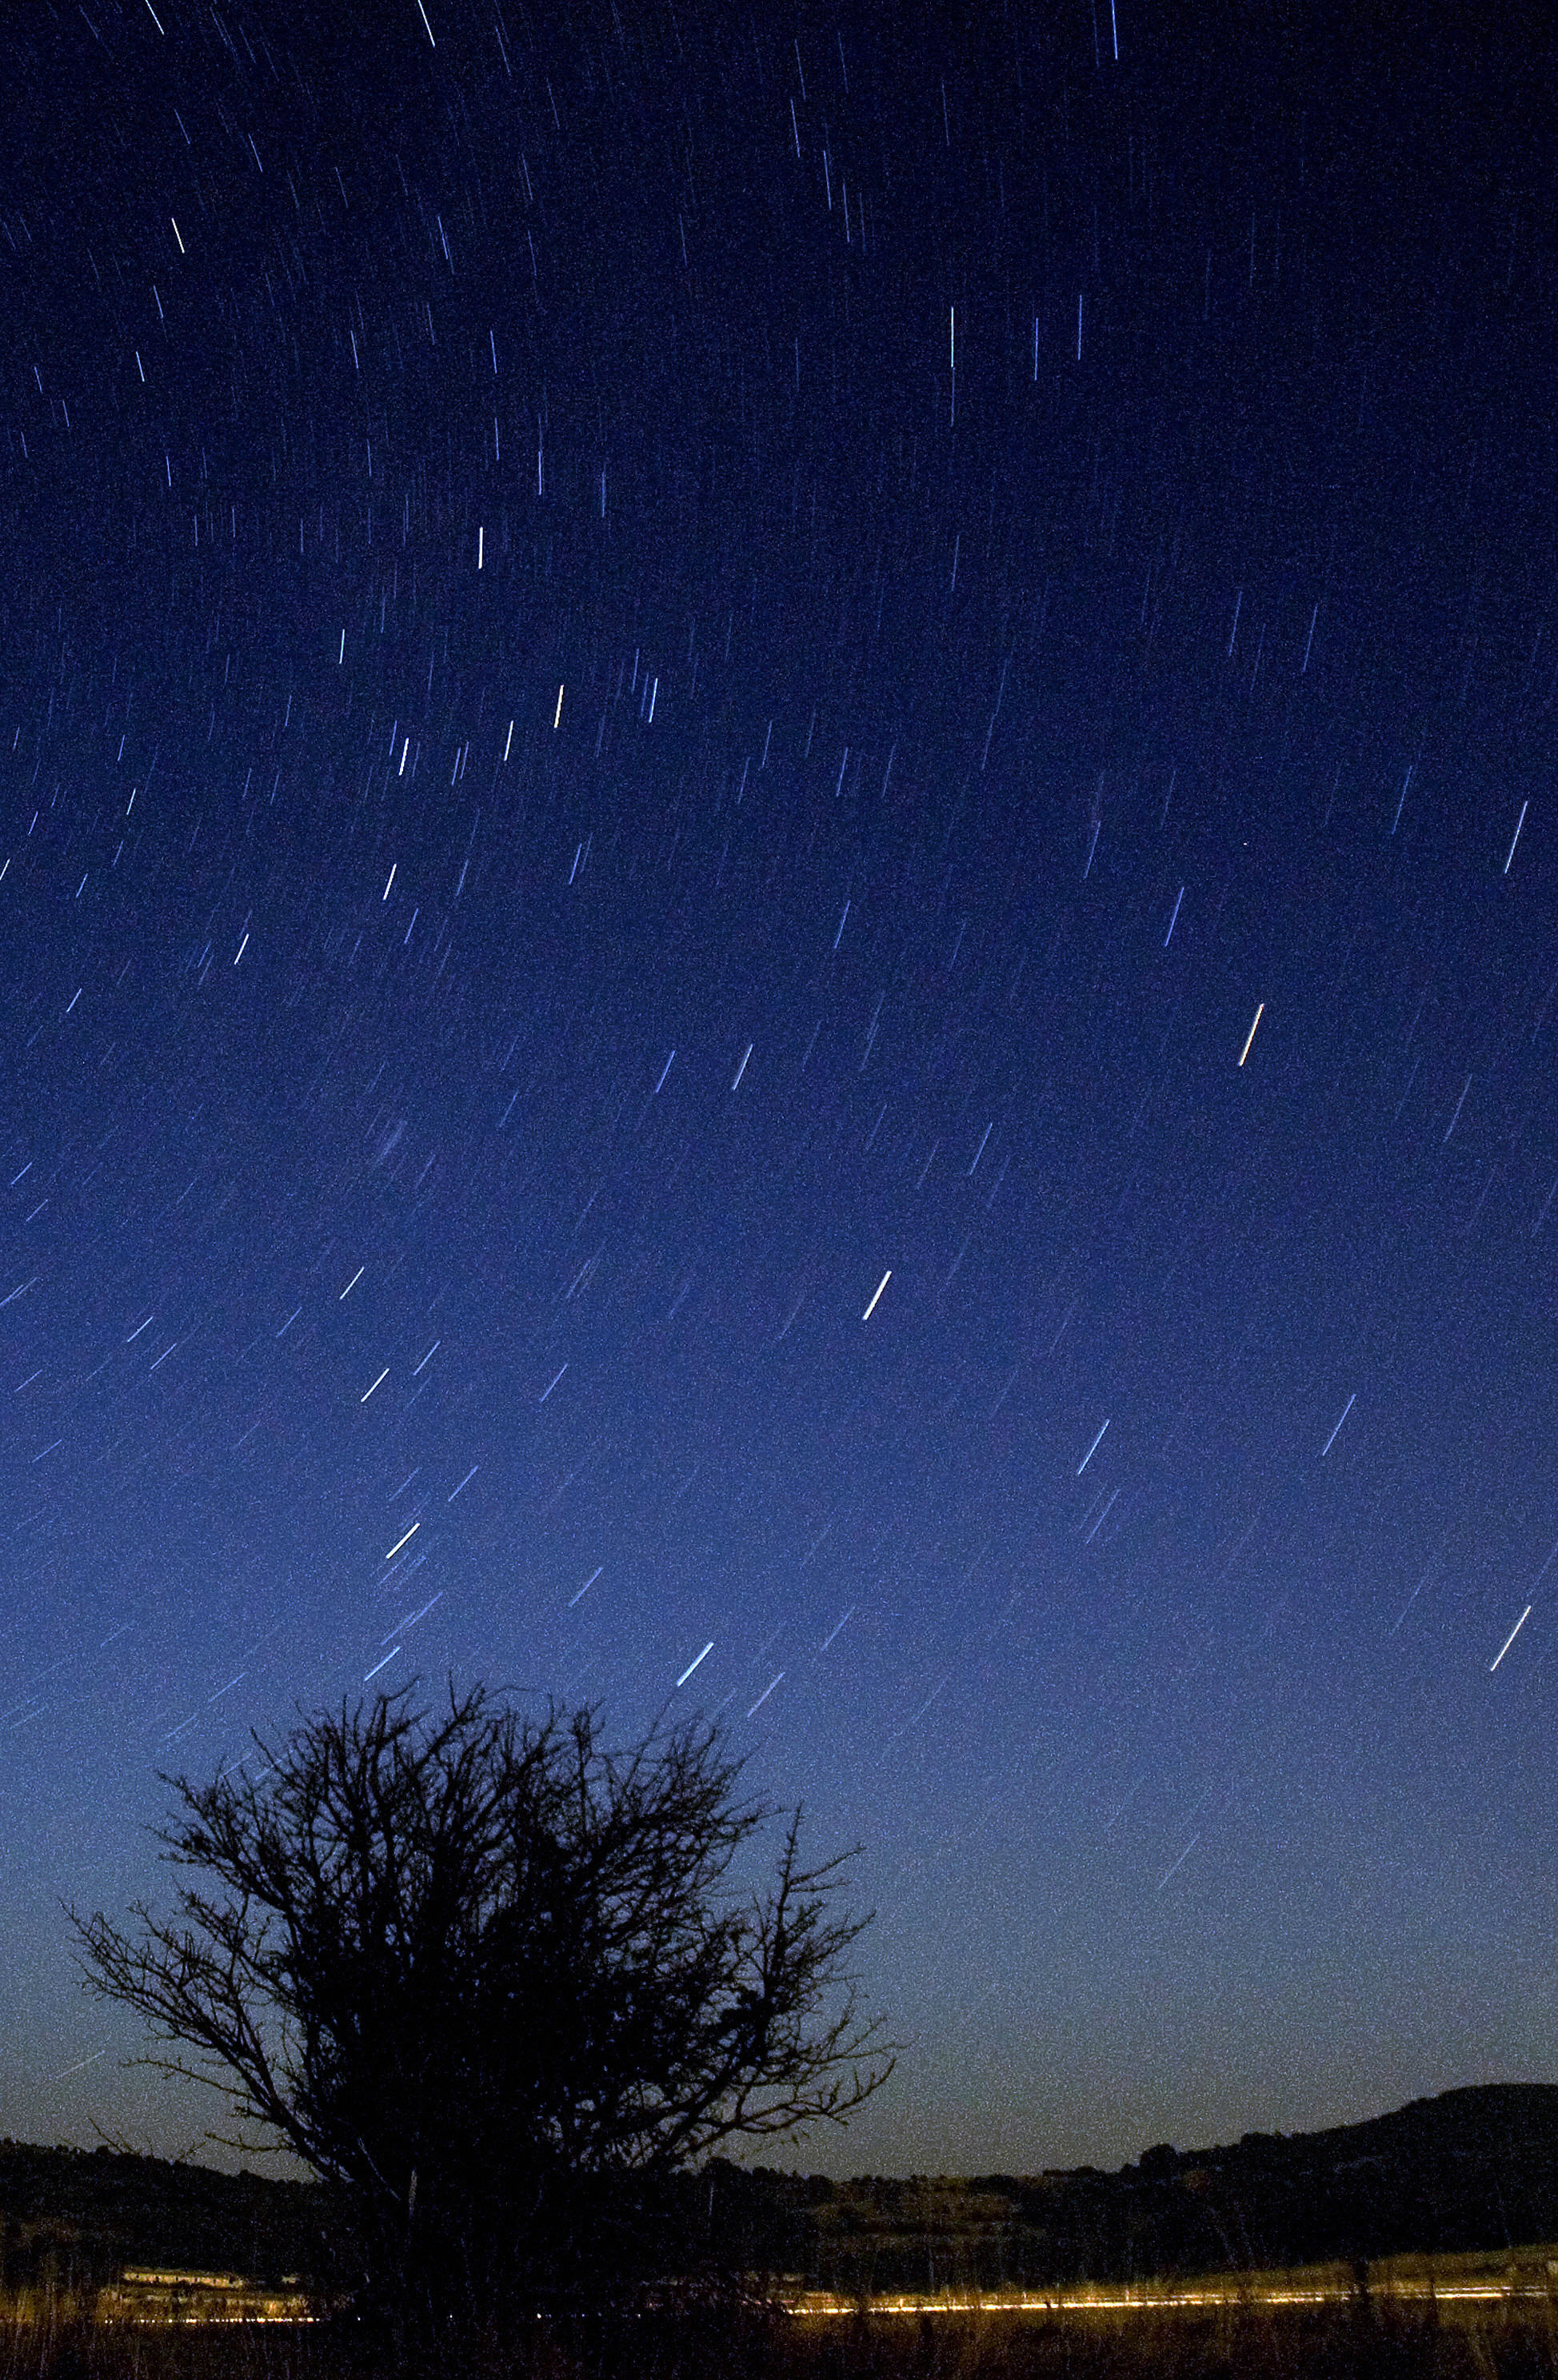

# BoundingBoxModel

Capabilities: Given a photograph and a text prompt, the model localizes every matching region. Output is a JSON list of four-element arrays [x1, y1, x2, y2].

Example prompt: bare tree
[[70, 1679, 893, 2358]]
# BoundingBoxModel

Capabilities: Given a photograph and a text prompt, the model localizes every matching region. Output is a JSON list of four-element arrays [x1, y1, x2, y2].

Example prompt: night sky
[[5, 0, 1558, 2182]]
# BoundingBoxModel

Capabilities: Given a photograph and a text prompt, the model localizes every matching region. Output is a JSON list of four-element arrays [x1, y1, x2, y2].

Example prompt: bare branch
[[70, 1676, 897, 2342]]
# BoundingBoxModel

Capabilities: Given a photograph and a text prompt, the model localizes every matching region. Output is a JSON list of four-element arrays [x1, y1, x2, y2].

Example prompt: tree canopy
[[71, 1679, 893, 2356]]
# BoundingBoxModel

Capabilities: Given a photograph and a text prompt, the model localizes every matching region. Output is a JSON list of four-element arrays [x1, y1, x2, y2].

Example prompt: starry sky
[[5, 0, 1558, 2181]]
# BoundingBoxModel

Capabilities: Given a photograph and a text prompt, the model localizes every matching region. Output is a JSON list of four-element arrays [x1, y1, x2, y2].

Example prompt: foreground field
[[0, 2314, 1552, 2380], [787, 2240, 1558, 2317], [0, 2308, 1552, 2378], [5, 2250, 1558, 2378]]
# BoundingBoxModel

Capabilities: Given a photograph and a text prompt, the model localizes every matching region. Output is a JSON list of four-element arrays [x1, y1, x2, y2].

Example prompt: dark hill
[[704, 2082, 1558, 2290], [0, 2142, 328, 2295], [2, 2085, 1554, 2298]]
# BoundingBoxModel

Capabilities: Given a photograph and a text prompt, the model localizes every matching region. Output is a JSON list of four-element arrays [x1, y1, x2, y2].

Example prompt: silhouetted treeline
[[701, 2086, 1558, 2291], [0, 2142, 328, 2295], [3, 2085, 1556, 2302]]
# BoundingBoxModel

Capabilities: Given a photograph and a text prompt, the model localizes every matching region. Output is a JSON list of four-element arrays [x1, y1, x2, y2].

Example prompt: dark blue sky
[[5, 0, 1558, 2177]]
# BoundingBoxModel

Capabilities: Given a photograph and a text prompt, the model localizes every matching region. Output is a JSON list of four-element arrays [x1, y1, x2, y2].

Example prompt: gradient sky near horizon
[[4, 0, 1558, 2180]]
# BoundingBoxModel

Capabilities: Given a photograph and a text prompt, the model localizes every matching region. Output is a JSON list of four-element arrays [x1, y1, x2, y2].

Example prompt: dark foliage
[[70, 1679, 893, 2362], [713, 2086, 1558, 2296], [0, 2143, 323, 2295]]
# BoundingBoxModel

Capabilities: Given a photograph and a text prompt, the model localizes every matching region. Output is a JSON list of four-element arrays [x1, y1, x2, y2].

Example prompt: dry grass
[[0, 2290, 1556, 2380], [768, 2302, 1558, 2380]]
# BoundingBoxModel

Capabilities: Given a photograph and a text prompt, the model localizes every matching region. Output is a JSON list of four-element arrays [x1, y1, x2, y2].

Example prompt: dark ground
[[6, 2086, 1558, 2374], [7, 2083, 1557, 2306], [6, 2299, 1558, 2380]]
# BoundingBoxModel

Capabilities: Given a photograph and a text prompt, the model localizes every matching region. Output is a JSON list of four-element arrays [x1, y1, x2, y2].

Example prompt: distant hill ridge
[[701, 2083, 1558, 2289], [0, 2084, 1553, 2293], [0, 2140, 325, 2294], [1164, 2082, 1558, 2172], [1121, 2081, 1558, 2190]]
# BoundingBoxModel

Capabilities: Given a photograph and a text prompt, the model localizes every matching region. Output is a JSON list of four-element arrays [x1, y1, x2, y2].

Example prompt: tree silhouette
[[70, 1679, 893, 2361]]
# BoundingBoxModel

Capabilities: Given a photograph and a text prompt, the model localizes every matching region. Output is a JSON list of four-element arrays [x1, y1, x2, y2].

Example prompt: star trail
[[3, 0, 1557, 2176]]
